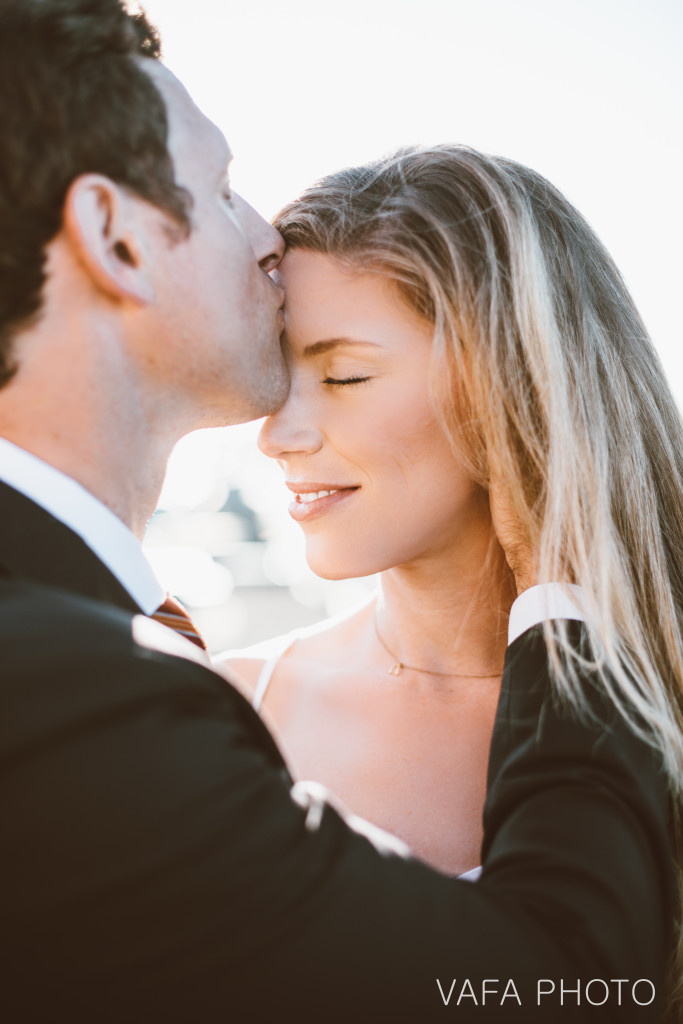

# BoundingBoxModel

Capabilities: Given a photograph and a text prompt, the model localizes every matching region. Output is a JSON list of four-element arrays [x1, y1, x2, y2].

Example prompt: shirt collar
[[508, 582, 585, 645], [0, 438, 164, 614]]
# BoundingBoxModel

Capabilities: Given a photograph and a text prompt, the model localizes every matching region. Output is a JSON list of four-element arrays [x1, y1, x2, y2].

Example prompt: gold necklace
[[373, 615, 503, 679]]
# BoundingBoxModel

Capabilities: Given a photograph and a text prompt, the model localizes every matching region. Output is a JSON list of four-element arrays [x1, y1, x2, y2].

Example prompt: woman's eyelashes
[[322, 375, 372, 388]]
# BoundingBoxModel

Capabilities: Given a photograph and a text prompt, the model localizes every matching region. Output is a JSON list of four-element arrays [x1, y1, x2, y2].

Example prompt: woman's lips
[[287, 486, 359, 522]]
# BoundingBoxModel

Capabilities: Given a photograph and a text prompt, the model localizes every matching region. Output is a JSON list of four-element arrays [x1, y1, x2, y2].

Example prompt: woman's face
[[258, 249, 491, 580]]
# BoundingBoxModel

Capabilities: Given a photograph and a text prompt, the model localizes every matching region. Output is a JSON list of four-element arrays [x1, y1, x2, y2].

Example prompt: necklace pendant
[[389, 662, 404, 676]]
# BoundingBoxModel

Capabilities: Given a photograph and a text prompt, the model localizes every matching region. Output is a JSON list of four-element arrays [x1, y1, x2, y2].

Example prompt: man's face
[[138, 63, 289, 425]]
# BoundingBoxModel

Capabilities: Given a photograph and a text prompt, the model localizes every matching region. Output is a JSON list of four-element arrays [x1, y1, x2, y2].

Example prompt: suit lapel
[[0, 479, 294, 774], [0, 479, 142, 614]]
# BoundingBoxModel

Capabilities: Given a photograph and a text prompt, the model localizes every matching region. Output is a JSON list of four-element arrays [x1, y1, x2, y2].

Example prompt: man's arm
[[1, 591, 672, 1023]]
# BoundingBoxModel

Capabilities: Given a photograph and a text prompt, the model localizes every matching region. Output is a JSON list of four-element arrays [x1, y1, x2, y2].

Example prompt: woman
[[218, 146, 683, 1008]]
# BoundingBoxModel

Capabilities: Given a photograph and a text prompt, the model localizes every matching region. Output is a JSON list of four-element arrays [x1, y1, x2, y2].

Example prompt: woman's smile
[[287, 482, 360, 521]]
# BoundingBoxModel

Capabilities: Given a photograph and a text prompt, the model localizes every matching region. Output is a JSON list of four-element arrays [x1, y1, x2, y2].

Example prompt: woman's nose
[[257, 402, 323, 461]]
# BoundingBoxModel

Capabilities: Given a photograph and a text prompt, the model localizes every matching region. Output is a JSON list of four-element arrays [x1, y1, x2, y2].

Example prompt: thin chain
[[373, 615, 503, 679]]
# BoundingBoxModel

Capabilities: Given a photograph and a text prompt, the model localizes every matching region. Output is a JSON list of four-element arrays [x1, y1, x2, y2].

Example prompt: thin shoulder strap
[[252, 633, 300, 712]]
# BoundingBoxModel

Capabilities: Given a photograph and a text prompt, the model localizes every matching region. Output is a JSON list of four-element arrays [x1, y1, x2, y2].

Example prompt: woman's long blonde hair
[[275, 145, 683, 1017]]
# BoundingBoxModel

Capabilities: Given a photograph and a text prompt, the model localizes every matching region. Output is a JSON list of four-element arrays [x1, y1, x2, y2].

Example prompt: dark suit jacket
[[0, 479, 673, 1022]]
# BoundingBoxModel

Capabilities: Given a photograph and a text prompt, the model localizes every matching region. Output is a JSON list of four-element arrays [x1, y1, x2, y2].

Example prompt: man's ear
[[62, 174, 155, 305]]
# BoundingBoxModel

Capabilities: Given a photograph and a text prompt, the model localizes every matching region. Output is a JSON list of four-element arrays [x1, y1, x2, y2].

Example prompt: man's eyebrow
[[302, 338, 381, 357]]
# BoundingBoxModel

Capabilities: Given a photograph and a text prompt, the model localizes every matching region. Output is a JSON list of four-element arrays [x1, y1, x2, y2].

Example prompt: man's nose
[[232, 194, 284, 271]]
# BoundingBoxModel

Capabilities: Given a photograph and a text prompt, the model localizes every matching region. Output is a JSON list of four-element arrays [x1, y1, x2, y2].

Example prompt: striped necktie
[[152, 593, 208, 651]]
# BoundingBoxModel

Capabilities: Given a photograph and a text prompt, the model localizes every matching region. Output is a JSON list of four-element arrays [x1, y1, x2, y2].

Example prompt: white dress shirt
[[0, 437, 164, 614]]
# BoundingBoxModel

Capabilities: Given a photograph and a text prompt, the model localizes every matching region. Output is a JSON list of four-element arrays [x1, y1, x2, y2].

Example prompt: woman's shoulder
[[214, 631, 298, 696], [215, 594, 376, 697]]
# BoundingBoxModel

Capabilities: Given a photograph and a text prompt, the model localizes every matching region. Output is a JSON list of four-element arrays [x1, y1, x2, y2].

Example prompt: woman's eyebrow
[[302, 338, 382, 357]]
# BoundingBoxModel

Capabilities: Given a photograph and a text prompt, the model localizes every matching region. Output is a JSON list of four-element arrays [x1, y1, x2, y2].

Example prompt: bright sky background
[[143, 0, 683, 398]]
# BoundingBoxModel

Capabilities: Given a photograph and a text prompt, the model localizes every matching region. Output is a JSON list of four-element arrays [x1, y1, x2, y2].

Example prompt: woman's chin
[[307, 561, 370, 582], [305, 548, 383, 582]]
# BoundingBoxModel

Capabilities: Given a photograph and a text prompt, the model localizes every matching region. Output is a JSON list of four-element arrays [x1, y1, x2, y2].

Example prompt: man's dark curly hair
[[0, 0, 193, 386]]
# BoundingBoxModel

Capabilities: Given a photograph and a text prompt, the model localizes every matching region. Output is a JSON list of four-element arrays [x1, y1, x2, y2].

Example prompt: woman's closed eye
[[322, 375, 372, 388]]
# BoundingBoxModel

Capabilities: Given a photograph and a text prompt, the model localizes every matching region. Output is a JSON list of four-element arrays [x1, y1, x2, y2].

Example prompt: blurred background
[[139, 0, 683, 653]]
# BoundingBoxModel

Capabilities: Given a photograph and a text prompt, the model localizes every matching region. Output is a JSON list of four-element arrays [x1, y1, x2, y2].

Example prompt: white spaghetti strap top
[[244, 621, 483, 884], [252, 632, 301, 712]]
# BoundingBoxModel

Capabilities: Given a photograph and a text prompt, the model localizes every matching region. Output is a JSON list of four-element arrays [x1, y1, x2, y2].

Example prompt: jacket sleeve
[[2, 602, 673, 1024]]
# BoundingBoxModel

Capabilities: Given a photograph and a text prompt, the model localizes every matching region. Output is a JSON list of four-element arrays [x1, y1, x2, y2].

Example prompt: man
[[0, 2, 671, 1021]]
